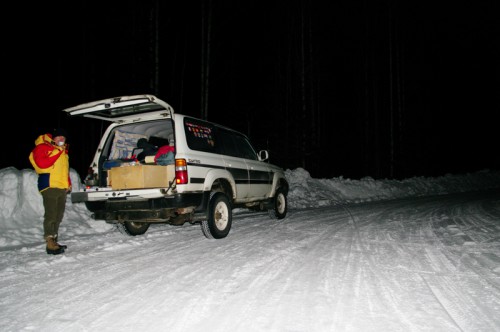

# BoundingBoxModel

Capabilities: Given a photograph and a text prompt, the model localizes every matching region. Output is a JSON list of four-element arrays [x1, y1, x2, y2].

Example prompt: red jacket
[[29, 133, 72, 192]]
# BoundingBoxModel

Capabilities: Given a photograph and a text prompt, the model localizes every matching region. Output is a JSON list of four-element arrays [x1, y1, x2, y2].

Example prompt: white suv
[[64, 94, 288, 239]]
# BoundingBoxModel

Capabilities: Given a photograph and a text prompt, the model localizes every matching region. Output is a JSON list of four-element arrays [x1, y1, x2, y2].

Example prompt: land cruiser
[[64, 94, 289, 239]]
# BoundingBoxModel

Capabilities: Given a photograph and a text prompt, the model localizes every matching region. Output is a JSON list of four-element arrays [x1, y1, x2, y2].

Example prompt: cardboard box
[[109, 165, 174, 190]]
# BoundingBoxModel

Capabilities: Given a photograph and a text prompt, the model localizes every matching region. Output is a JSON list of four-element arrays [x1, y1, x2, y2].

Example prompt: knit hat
[[52, 128, 68, 139]]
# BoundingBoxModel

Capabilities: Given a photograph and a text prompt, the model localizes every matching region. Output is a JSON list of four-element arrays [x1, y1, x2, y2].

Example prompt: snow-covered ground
[[1, 166, 500, 331]]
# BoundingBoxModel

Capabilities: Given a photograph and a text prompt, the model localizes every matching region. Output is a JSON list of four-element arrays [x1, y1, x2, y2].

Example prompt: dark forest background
[[6, 0, 499, 181]]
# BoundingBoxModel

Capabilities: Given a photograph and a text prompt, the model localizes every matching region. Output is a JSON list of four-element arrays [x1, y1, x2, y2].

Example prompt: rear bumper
[[74, 190, 210, 222], [71, 187, 171, 203]]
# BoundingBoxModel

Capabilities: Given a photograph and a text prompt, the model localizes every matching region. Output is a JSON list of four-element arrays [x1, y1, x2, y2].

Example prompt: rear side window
[[184, 118, 216, 153], [184, 117, 258, 160], [108, 130, 147, 159], [105, 120, 173, 160]]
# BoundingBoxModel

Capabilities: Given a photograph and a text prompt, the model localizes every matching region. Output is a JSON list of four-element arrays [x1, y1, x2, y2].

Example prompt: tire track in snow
[[185, 207, 354, 332]]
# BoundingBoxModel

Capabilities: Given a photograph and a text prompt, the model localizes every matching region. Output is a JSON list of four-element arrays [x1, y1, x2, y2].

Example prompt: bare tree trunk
[[201, 1, 206, 119], [389, 4, 394, 178], [201, 0, 212, 120], [395, 23, 405, 178], [299, 1, 307, 169], [178, 25, 188, 114], [389, 1, 404, 178], [149, 0, 160, 95], [307, 1, 318, 165]]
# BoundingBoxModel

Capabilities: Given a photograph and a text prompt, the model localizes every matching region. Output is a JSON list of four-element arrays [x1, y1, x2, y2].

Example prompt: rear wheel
[[268, 187, 287, 220], [201, 192, 232, 239], [116, 221, 150, 236]]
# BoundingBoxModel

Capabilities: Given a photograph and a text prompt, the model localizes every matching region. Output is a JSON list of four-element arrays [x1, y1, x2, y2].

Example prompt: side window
[[184, 118, 216, 153], [216, 128, 258, 160], [233, 134, 258, 160]]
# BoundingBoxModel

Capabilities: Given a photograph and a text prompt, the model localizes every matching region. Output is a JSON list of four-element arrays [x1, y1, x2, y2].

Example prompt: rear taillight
[[175, 159, 188, 184]]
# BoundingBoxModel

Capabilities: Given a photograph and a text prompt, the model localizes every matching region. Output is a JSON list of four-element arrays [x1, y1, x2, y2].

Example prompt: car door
[[214, 128, 251, 199], [232, 135, 273, 199]]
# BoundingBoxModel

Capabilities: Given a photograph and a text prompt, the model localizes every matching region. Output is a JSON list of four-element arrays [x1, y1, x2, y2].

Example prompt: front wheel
[[116, 221, 150, 236], [268, 187, 288, 220], [201, 192, 232, 239]]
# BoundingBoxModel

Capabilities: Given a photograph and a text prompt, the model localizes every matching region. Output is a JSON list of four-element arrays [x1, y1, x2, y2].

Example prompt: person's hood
[[34, 133, 54, 146]]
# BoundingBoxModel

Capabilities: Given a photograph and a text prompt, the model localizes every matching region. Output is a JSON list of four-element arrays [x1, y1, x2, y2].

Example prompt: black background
[[7, 0, 499, 181]]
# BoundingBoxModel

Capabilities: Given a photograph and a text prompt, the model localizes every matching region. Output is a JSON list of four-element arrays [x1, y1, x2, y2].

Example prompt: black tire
[[116, 221, 150, 236], [268, 187, 288, 220], [201, 192, 232, 239]]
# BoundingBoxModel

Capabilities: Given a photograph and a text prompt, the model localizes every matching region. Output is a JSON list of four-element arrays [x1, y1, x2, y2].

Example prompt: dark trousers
[[41, 188, 67, 238]]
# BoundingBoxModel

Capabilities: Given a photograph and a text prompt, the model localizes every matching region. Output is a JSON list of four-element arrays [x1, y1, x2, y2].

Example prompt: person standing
[[29, 128, 72, 255]]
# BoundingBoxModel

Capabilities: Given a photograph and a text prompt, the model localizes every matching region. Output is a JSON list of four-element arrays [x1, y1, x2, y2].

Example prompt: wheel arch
[[272, 174, 289, 197], [203, 169, 236, 200]]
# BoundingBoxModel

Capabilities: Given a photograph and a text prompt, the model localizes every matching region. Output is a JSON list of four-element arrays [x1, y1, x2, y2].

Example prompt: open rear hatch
[[63, 94, 174, 121], [63, 94, 177, 203]]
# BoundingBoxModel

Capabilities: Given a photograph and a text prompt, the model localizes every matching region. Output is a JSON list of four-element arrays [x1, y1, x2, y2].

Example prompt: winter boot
[[54, 234, 67, 250], [45, 236, 64, 255]]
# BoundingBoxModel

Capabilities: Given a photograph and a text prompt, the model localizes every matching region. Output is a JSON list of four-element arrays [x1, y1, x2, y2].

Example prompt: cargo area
[[92, 118, 175, 188], [108, 164, 175, 190]]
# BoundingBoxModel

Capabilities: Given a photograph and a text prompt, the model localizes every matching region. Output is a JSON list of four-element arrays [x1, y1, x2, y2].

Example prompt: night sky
[[9, 1, 499, 180]]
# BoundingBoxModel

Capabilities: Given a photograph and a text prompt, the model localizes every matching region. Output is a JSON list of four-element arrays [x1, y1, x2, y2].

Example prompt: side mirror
[[258, 150, 269, 162]]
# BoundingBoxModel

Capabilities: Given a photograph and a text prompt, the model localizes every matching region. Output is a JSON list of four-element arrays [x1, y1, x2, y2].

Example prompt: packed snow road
[[1, 190, 499, 331]]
